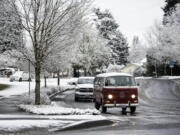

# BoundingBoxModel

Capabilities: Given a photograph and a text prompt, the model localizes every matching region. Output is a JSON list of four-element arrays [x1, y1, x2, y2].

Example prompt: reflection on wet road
[[54, 79, 180, 135]]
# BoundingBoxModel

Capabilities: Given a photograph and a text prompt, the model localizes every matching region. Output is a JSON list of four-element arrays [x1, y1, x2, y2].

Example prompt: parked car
[[10, 71, 31, 82], [93, 72, 139, 114], [74, 77, 95, 101]]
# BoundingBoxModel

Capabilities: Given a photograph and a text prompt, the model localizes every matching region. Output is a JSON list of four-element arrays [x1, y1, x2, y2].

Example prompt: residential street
[[1, 0, 180, 134], [53, 78, 180, 135], [0, 78, 180, 135]]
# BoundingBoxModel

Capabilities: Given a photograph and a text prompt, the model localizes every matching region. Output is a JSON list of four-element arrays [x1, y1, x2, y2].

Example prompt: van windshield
[[105, 76, 136, 86]]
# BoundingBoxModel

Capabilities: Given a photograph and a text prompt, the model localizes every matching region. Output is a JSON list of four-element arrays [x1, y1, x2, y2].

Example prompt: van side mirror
[[137, 83, 140, 86]]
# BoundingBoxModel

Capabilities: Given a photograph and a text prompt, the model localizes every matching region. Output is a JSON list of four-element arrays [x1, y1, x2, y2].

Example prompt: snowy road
[[1, 77, 180, 134], [53, 78, 180, 135]]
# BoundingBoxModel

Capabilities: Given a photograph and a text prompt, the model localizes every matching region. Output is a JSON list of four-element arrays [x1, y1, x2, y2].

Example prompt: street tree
[[146, 4, 180, 75], [129, 36, 147, 63], [12, 0, 91, 105], [72, 24, 111, 76], [94, 8, 129, 65], [0, 0, 22, 53]]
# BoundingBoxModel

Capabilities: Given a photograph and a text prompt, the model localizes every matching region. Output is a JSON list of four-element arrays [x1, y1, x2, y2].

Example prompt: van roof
[[96, 72, 133, 78]]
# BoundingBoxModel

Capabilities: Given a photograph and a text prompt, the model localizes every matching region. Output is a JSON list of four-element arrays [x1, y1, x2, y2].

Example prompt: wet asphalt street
[[53, 78, 180, 135], [0, 78, 180, 135]]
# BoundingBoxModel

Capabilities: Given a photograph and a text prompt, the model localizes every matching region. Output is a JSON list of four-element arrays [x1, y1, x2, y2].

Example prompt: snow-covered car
[[10, 71, 31, 82], [74, 77, 95, 101]]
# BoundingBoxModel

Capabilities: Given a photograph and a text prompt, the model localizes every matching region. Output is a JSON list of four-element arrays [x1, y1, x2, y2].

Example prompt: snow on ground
[[0, 120, 72, 133], [0, 77, 105, 133], [136, 76, 180, 80], [0, 77, 76, 97], [18, 102, 100, 115]]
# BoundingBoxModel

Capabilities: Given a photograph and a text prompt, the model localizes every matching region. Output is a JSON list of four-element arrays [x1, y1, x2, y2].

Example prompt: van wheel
[[122, 107, 127, 115], [75, 96, 79, 102], [95, 102, 100, 110], [101, 105, 107, 113], [130, 107, 136, 114], [19, 78, 22, 82]]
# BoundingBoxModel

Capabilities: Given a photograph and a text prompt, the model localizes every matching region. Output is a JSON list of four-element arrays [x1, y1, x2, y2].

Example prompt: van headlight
[[108, 94, 113, 99], [131, 94, 136, 99]]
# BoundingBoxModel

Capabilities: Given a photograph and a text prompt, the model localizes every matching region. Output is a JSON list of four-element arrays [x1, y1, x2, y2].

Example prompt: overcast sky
[[94, 0, 165, 44]]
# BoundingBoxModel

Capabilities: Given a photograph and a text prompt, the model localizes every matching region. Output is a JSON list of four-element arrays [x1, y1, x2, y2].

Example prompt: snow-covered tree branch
[[11, 0, 91, 105]]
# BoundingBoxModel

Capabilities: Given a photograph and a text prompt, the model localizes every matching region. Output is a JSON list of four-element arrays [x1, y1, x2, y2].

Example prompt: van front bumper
[[104, 103, 139, 107]]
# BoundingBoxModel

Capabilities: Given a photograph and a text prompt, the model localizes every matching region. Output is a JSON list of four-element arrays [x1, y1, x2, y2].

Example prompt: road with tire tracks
[[53, 78, 180, 135]]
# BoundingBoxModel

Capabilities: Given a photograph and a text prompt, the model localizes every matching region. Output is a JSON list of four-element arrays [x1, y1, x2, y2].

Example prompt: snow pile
[[0, 120, 70, 133], [18, 103, 100, 115]]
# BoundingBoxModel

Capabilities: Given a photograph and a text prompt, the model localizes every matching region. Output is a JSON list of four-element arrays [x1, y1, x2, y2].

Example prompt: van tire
[[75, 96, 79, 102], [130, 107, 136, 114], [122, 107, 127, 115], [19, 78, 22, 82], [95, 102, 100, 110], [101, 105, 107, 113]]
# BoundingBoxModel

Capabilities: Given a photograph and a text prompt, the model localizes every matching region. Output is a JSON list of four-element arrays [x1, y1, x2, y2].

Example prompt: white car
[[10, 71, 31, 82], [75, 77, 95, 101]]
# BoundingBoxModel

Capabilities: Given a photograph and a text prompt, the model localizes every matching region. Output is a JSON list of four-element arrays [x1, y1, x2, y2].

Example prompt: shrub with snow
[[21, 91, 51, 105]]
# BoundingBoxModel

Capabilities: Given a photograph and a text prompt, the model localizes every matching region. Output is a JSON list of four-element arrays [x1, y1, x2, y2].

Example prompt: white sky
[[94, 0, 165, 44]]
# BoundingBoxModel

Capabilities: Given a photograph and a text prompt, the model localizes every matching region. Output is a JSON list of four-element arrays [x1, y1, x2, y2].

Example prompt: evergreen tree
[[163, 0, 180, 16], [129, 36, 147, 63], [163, 0, 180, 23], [0, 0, 22, 53], [94, 8, 129, 65]]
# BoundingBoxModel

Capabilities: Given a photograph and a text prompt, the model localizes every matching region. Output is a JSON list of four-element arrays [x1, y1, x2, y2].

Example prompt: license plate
[[120, 92, 125, 98]]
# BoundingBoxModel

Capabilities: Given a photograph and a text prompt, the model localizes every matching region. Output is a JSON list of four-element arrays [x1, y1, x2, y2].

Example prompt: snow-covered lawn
[[136, 76, 180, 80], [0, 120, 71, 133], [0, 77, 76, 97], [0, 77, 106, 133], [18, 102, 100, 115]]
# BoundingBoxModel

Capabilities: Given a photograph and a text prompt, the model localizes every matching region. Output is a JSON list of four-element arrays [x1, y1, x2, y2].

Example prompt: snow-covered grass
[[0, 114, 106, 120], [0, 120, 71, 133], [18, 102, 100, 115], [0, 77, 76, 97], [136, 76, 180, 80]]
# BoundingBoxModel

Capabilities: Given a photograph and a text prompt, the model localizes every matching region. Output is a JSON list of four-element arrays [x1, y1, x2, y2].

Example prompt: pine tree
[[163, 0, 180, 23], [163, 0, 180, 16], [0, 0, 22, 53], [94, 8, 129, 65]]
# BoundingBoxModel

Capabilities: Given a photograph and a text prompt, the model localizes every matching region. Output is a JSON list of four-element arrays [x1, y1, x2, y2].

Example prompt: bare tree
[[12, 0, 91, 105]]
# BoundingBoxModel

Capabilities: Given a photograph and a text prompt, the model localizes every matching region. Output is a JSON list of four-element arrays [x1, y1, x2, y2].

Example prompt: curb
[[50, 119, 114, 132]]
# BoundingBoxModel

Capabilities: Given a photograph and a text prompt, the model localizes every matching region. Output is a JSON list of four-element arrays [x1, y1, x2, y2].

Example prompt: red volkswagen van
[[93, 72, 138, 114]]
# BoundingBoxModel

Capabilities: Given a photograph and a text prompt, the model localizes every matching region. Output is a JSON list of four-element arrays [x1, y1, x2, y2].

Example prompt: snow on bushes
[[18, 102, 100, 115], [20, 87, 59, 105], [21, 92, 51, 105]]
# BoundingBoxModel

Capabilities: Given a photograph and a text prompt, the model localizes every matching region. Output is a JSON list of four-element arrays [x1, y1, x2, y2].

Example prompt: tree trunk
[[164, 63, 167, 75], [57, 71, 60, 86], [35, 65, 41, 105], [44, 76, 47, 88], [84, 69, 87, 76]]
